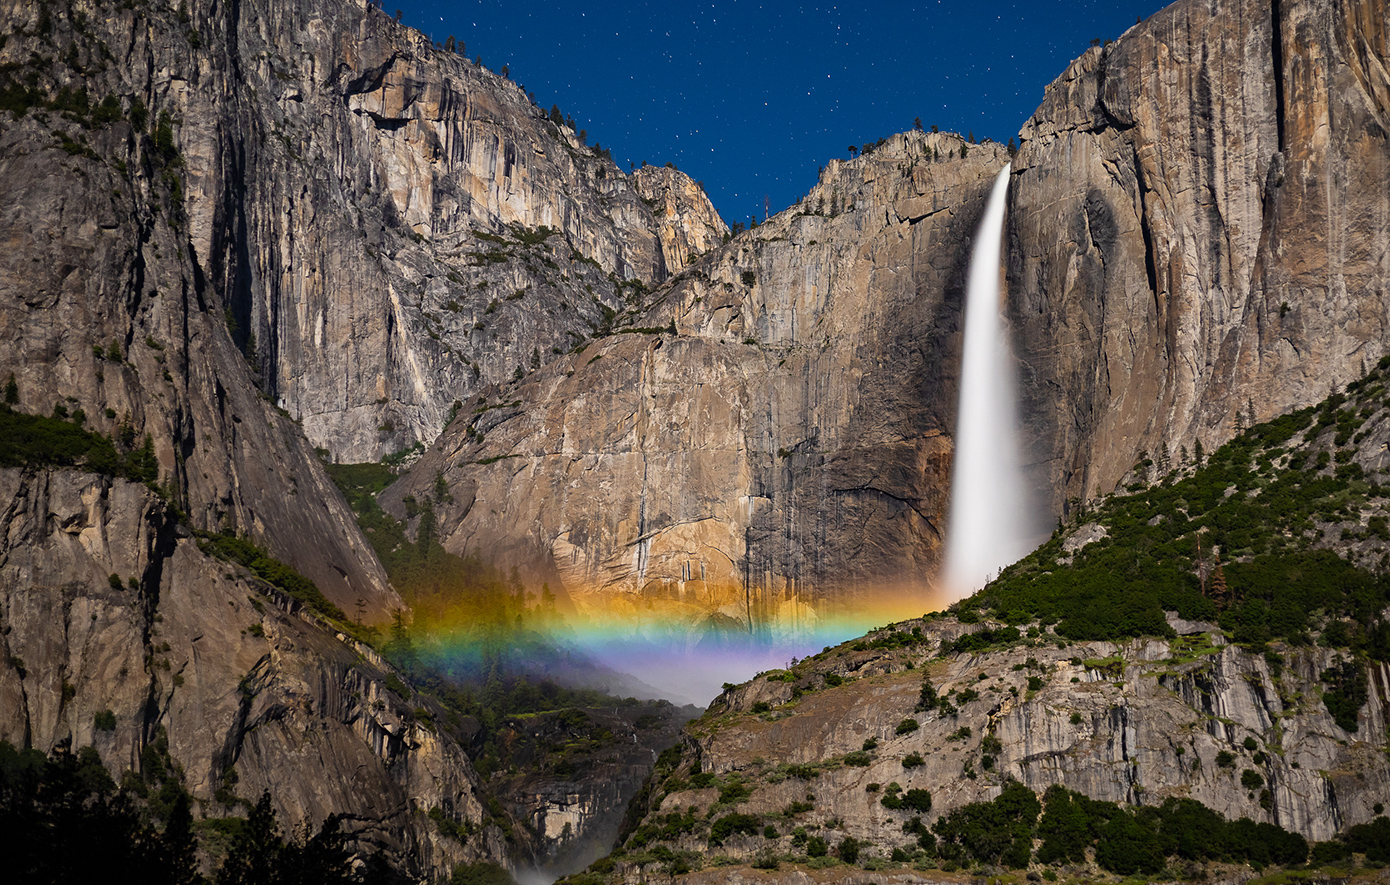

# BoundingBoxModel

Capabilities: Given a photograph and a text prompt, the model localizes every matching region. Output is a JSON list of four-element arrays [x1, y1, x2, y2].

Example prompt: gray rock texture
[[0, 0, 428, 619], [0, 468, 501, 880], [638, 617, 1389, 861], [1010, 0, 1390, 514], [387, 134, 1012, 637], [175, 0, 725, 461], [393, 0, 1390, 636]]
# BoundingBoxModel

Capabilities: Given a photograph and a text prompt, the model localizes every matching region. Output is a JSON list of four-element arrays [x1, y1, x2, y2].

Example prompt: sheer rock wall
[[1010, 0, 1390, 513]]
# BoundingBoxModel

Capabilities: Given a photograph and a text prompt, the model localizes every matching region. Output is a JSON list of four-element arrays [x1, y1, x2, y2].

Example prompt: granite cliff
[[0, 467, 503, 880], [178, 0, 726, 462], [598, 614, 1390, 878], [0, 0, 714, 876], [387, 134, 1012, 637], [3, 0, 1390, 879], [1010, 0, 1390, 514], [394, 0, 1390, 634]]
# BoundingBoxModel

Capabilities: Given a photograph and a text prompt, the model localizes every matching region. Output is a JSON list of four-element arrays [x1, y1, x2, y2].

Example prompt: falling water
[[942, 164, 1036, 598]]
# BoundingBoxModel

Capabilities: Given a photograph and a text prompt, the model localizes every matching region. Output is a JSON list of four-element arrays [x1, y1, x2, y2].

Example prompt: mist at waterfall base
[[942, 165, 1044, 600], [560, 598, 941, 706], [404, 585, 947, 707]]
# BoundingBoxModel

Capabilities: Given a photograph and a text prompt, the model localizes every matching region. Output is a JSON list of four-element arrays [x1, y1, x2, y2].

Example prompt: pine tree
[[154, 792, 200, 885], [218, 791, 282, 885]]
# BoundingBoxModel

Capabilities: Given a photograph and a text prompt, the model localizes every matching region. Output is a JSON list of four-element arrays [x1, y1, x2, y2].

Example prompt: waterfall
[[942, 164, 1036, 598]]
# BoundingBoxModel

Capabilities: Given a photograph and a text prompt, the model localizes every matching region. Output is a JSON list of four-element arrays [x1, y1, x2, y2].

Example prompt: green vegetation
[[451, 862, 516, 885], [934, 781, 1040, 868], [0, 741, 356, 884], [0, 403, 158, 485], [880, 786, 932, 812], [708, 812, 760, 845], [967, 357, 1390, 666], [197, 532, 346, 621], [1321, 658, 1369, 731]]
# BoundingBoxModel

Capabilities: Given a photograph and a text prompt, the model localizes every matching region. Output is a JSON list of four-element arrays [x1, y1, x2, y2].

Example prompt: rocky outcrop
[[488, 702, 700, 877], [1010, 0, 1390, 514], [0, 468, 506, 880], [0, 73, 396, 620], [632, 166, 730, 275], [179, 0, 723, 461], [633, 616, 1389, 860], [388, 134, 1012, 636], [0, 0, 725, 469]]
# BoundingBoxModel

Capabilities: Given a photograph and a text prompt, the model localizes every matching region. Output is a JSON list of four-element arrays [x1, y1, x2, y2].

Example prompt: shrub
[[1216, 750, 1236, 768], [94, 710, 117, 731], [709, 812, 760, 845], [718, 779, 750, 804], [451, 863, 514, 885], [806, 835, 828, 857], [836, 836, 861, 864], [895, 718, 919, 735], [901, 753, 924, 768], [1241, 769, 1264, 790], [901, 789, 932, 812], [1342, 816, 1390, 863], [915, 679, 938, 711], [1321, 659, 1368, 731]]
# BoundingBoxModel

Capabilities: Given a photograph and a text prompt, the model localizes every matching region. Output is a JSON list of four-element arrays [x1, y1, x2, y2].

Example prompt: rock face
[[169, 0, 724, 461], [393, 0, 1390, 631], [1010, 0, 1390, 514], [631, 616, 1389, 860], [0, 468, 504, 881], [0, 45, 396, 620], [387, 135, 1012, 635], [488, 702, 700, 877], [3, 0, 1390, 876]]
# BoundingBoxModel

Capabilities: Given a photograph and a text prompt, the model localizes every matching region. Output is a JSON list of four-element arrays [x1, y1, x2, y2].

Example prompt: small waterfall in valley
[[941, 164, 1037, 599]]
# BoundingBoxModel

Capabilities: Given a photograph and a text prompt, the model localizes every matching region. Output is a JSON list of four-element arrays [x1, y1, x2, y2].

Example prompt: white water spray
[[942, 164, 1037, 598]]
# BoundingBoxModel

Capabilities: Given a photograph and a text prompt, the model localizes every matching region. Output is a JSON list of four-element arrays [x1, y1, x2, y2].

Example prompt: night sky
[[396, 0, 1168, 225]]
